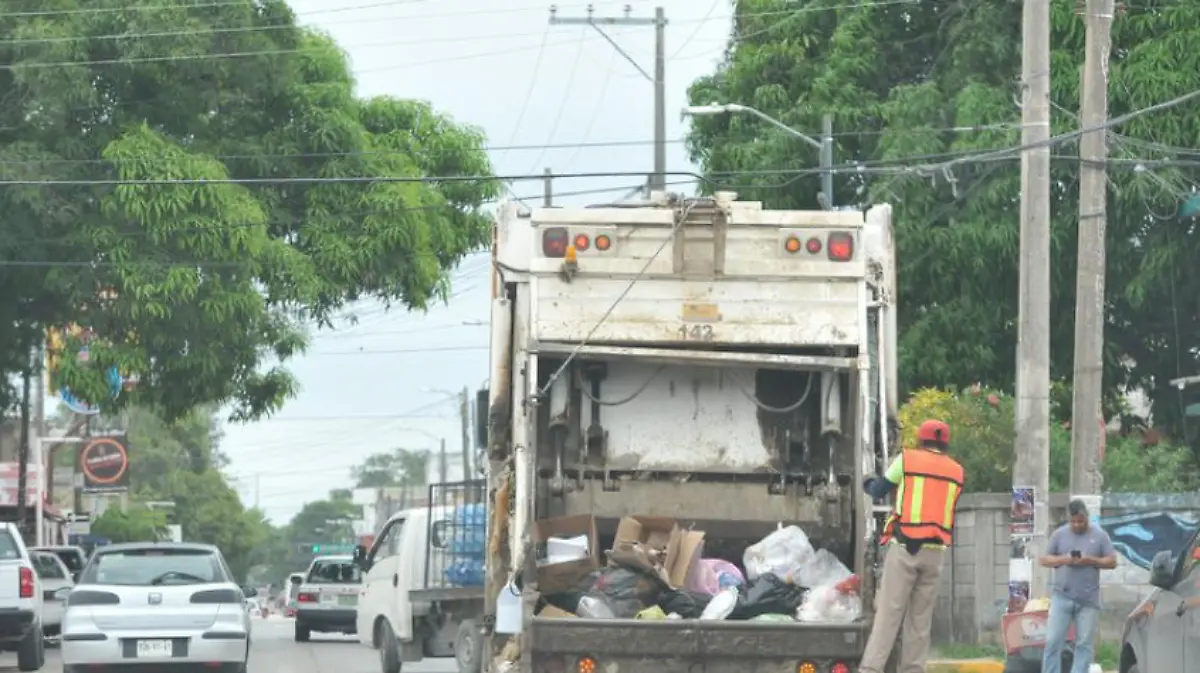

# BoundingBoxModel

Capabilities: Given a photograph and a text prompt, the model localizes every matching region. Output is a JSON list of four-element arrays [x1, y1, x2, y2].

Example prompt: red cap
[[917, 419, 950, 446]]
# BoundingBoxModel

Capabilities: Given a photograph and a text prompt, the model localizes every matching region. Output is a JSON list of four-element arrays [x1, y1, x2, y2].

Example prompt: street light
[[681, 102, 835, 208]]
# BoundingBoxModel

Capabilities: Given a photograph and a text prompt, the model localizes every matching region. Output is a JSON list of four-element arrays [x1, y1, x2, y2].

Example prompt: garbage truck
[[477, 192, 900, 673]]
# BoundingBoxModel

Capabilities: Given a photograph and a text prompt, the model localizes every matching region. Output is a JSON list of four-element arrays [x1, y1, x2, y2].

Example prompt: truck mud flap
[[529, 617, 868, 660]]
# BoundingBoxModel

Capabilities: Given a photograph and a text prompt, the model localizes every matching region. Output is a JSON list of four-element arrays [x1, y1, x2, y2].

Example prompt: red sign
[[79, 436, 130, 493]]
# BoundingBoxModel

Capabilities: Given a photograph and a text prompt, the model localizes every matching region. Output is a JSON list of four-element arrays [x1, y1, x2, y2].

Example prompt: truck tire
[[16, 624, 43, 672], [378, 620, 402, 673], [294, 620, 311, 643], [455, 620, 483, 673]]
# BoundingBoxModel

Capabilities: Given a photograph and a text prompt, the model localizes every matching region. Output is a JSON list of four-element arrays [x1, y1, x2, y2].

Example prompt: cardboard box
[[534, 514, 599, 595], [608, 515, 705, 589], [537, 604, 578, 618]]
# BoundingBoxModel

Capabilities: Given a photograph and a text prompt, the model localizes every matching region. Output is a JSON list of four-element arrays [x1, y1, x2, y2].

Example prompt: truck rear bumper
[[528, 617, 868, 673]]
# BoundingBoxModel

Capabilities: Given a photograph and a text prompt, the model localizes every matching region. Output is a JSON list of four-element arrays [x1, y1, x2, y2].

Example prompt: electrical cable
[[521, 28, 587, 177], [739, 374, 815, 414], [558, 45, 618, 172], [579, 366, 664, 406], [492, 27, 552, 168]]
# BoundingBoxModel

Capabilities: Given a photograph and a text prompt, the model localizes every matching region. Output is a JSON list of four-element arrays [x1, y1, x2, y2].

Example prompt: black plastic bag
[[728, 573, 806, 620], [657, 589, 712, 619], [582, 567, 667, 618]]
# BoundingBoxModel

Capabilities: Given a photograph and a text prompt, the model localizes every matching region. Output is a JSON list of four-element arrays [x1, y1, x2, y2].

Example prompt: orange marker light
[[595, 234, 612, 251], [797, 662, 817, 673], [577, 657, 597, 673], [565, 245, 578, 264], [573, 234, 591, 251], [784, 236, 802, 253]]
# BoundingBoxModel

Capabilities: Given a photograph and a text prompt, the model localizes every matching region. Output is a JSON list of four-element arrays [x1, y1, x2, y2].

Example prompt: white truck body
[[481, 192, 899, 673]]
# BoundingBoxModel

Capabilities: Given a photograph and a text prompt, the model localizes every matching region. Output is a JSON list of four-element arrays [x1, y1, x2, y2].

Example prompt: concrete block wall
[[931, 492, 1200, 646]]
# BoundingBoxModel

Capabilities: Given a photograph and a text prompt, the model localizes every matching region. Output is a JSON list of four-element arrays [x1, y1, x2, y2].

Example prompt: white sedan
[[59, 542, 254, 672]]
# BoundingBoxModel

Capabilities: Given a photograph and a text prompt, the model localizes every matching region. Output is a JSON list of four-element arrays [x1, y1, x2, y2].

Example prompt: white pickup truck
[[0, 523, 46, 670]]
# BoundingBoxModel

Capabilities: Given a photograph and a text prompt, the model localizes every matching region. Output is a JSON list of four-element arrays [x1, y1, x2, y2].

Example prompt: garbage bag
[[796, 580, 861, 623], [687, 558, 746, 595], [743, 526, 815, 583], [751, 613, 795, 622], [796, 548, 852, 589], [657, 589, 712, 619], [728, 573, 806, 620], [582, 567, 667, 618]]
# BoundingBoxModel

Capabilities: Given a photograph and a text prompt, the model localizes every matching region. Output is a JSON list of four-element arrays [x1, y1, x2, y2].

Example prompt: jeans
[[1042, 593, 1100, 673]]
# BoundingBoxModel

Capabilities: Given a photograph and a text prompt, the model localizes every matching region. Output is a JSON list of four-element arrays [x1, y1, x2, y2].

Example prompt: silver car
[[59, 542, 254, 672]]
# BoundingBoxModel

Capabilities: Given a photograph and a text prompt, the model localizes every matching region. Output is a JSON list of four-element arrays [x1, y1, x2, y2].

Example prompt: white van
[[355, 483, 486, 673]]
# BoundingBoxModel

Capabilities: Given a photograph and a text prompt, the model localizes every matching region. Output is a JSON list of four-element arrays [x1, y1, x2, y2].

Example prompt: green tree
[[90, 505, 167, 543], [351, 448, 429, 488], [684, 0, 1200, 441], [0, 1, 496, 420]]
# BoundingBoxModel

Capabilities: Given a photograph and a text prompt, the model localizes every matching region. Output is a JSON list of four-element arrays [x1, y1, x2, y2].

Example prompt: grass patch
[[933, 642, 1120, 671]]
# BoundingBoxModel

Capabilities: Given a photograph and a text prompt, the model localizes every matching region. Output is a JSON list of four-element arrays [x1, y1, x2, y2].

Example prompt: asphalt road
[[0, 617, 461, 673]]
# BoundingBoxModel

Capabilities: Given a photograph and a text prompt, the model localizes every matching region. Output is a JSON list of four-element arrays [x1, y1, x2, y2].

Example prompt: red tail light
[[19, 567, 34, 599], [542, 227, 569, 258], [827, 232, 854, 261], [831, 663, 851, 673], [573, 233, 590, 251], [297, 592, 317, 603]]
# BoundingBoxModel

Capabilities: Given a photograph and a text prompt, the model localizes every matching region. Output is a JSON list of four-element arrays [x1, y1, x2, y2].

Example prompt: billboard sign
[[78, 436, 130, 493]]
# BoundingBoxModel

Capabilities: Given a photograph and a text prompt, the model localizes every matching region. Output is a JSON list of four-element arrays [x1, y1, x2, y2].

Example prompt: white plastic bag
[[796, 548, 852, 589], [796, 583, 861, 623], [742, 526, 815, 583]]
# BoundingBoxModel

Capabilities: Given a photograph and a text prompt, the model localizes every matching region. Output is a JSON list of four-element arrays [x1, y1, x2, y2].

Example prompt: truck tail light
[[827, 232, 854, 261], [297, 592, 317, 603], [573, 233, 590, 251], [830, 663, 850, 673], [805, 237, 822, 254], [18, 567, 33, 599], [595, 234, 612, 251], [784, 235, 802, 253], [796, 662, 817, 673], [576, 656, 596, 673], [542, 227, 569, 258]]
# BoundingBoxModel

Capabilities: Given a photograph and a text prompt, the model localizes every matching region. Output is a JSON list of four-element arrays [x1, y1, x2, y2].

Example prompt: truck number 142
[[678, 324, 715, 341]]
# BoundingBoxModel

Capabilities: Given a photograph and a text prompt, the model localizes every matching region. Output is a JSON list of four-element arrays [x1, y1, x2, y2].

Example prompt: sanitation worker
[[857, 419, 965, 673]]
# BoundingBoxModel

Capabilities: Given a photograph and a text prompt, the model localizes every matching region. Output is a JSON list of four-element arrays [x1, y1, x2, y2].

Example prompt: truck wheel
[[378, 620, 402, 673], [455, 620, 483, 673], [16, 624, 43, 671], [294, 620, 311, 643]]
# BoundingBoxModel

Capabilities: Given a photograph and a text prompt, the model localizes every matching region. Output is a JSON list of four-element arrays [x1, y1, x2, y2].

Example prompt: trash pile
[[531, 516, 862, 623]]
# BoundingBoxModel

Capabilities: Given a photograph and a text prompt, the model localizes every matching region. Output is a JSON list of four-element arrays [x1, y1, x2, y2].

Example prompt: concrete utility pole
[[550, 5, 668, 191], [543, 167, 553, 206], [1069, 0, 1114, 499], [1016, 0, 1054, 597], [459, 386, 472, 479]]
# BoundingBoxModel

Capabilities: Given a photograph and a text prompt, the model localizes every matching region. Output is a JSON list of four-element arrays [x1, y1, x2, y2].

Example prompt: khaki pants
[[859, 544, 944, 673]]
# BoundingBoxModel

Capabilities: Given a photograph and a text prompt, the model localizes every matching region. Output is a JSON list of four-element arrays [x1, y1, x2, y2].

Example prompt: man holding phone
[[1039, 499, 1118, 673]]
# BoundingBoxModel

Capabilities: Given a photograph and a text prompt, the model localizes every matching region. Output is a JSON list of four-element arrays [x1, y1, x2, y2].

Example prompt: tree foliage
[[0, 0, 496, 418], [685, 0, 1200, 443], [351, 448, 429, 488], [90, 504, 167, 543], [898, 386, 1200, 493]]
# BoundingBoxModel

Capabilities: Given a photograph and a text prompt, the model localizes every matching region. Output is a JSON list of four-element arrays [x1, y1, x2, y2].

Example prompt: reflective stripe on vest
[[883, 449, 965, 545]]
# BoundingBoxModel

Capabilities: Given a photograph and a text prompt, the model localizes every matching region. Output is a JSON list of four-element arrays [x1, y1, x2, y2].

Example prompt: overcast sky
[[215, 0, 736, 523]]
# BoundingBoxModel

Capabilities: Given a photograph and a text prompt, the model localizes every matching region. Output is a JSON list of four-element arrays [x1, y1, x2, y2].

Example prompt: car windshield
[[53, 550, 86, 572], [81, 548, 227, 586], [32, 554, 66, 580], [307, 560, 361, 584]]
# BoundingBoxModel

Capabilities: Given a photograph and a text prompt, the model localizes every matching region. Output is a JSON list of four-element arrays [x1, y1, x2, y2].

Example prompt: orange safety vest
[[880, 449, 965, 546]]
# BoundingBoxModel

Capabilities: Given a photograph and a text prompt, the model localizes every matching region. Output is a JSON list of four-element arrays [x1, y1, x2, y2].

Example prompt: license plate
[[135, 640, 173, 658], [338, 594, 357, 606]]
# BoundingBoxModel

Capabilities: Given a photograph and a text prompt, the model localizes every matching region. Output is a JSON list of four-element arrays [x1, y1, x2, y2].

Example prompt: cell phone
[[1070, 550, 1082, 558]]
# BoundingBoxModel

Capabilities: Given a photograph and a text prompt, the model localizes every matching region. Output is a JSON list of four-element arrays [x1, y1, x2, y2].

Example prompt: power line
[[0, 0, 424, 19], [522, 28, 587, 176]]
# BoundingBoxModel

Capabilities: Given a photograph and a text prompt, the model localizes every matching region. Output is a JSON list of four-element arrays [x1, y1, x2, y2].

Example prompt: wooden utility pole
[[1069, 0, 1114, 499], [1016, 0, 1053, 597], [459, 386, 472, 479]]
